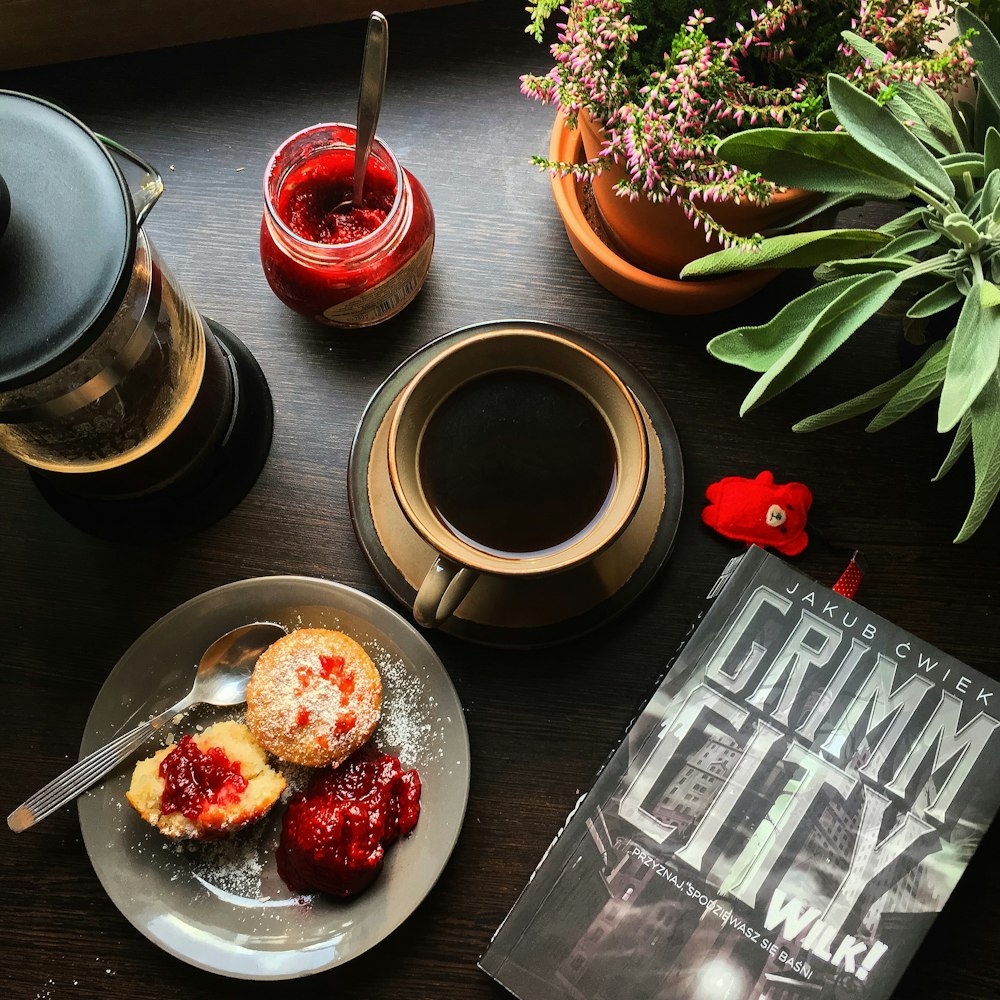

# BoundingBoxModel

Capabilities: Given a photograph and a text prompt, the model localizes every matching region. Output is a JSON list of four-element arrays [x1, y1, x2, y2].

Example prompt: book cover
[[480, 547, 1000, 1000]]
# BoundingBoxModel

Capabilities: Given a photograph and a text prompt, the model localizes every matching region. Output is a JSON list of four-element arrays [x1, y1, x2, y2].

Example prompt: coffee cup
[[387, 327, 648, 628]]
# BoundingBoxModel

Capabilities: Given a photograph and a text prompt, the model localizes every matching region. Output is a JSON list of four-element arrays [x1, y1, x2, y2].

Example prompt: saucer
[[347, 320, 683, 647]]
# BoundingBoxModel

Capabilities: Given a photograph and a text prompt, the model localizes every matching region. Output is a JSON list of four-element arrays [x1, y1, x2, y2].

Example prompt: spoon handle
[[7, 698, 191, 833], [352, 11, 389, 209]]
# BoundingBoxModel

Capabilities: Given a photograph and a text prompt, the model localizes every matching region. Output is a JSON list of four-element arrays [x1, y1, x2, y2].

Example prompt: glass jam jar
[[260, 123, 434, 327]]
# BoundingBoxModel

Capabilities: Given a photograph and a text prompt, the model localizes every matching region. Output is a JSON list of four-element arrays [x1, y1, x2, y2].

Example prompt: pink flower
[[521, 0, 969, 246]]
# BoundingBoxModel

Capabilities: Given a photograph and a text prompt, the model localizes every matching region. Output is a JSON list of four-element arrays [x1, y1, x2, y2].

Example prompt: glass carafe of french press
[[0, 91, 272, 537]]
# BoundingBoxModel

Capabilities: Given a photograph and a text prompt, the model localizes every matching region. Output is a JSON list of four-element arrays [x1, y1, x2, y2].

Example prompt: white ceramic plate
[[78, 576, 470, 979]]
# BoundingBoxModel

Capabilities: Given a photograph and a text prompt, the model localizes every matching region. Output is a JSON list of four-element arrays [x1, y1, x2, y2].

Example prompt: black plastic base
[[30, 318, 273, 541]]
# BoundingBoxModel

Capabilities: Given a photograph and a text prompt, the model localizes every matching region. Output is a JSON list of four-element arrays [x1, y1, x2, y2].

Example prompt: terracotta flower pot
[[547, 112, 785, 316], [577, 109, 819, 278]]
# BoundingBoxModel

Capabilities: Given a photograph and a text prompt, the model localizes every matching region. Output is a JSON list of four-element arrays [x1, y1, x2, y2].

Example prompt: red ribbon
[[832, 552, 865, 599]]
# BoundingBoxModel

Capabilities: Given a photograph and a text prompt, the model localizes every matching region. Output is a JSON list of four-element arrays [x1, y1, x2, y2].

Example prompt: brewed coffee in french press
[[0, 90, 273, 537]]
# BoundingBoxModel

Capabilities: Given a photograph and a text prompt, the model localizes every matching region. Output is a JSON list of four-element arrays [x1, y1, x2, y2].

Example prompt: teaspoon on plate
[[7, 621, 286, 833]]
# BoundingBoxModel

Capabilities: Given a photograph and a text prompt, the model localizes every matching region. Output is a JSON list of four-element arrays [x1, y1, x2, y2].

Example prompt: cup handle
[[413, 556, 478, 628], [97, 134, 164, 227]]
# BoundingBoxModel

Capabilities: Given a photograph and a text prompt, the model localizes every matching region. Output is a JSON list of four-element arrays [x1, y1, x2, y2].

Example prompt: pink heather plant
[[523, 1, 975, 247]]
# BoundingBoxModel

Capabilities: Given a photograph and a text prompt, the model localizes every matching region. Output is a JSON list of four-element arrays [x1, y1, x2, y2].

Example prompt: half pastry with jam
[[126, 720, 285, 839]]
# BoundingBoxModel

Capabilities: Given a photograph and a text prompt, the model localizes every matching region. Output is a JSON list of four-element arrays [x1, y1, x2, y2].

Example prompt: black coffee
[[418, 369, 617, 557]]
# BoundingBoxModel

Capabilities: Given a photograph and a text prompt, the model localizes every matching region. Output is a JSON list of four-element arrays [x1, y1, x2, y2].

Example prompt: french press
[[0, 91, 273, 537]]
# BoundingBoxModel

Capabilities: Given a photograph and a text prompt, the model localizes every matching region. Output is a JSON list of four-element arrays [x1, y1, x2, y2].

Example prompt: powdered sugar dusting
[[245, 629, 381, 767], [186, 824, 267, 897], [114, 619, 454, 911], [276, 761, 315, 798], [371, 644, 437, 767]]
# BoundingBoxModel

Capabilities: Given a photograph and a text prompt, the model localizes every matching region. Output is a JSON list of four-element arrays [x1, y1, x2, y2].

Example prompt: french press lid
[[0, 90, 141, 392]]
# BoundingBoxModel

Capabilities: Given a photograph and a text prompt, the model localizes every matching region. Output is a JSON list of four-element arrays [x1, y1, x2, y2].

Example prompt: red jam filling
[[276, 147, 396, 244], [319, 653, 348, 683], [334, 710, 357, 736], [276, 747, 421, 898], [159, 734, 247, 822]]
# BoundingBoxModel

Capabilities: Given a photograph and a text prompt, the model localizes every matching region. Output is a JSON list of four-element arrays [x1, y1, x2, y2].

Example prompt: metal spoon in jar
[[333, 10, 389, 214], [7, 621, 287, 833]]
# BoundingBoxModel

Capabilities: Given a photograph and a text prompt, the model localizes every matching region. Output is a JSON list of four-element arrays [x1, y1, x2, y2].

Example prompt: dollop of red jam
[[159, 735, 248, 821], [277, 147, 396, 244], [334, 710, 357, 736], [276, 747, 421, 898], [319, 653, 349, 684]]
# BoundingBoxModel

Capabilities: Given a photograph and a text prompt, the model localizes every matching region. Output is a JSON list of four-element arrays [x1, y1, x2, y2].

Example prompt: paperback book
[[480, 546, 1000, 1000]]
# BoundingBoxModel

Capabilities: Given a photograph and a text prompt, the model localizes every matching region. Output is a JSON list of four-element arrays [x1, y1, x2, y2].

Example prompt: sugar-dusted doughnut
[[125, 720, 285, 839], [245, 628, 382, 767]]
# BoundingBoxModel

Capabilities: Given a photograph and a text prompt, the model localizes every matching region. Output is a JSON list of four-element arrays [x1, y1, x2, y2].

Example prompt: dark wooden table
[[2, 5, 998, 999]]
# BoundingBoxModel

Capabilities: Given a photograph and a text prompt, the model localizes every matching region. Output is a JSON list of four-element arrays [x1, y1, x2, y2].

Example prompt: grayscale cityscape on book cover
[[481, 548, 1000, 1000]]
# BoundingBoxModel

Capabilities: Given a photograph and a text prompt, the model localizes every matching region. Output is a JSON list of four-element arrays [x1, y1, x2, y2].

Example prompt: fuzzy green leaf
[[738, 272, 902, 414], [817, 109, 840, 131], [681, 230, 889, 278], [907, 283, 963, 319], [765, 192, 859, 234], [954, 103, 973, 150], [943, 212, 981, 245], [940, 152, 986, 178], [894, 79, 964, 153], [934, 413, 972, 481], [867, 339, 951, 431], [986, 128, 1000, 175], [707, 278, 861, 372], [981, 168, 1000, 220], [841, 25, 960, 152], [959, 7, 1000, 147], [982, 280, 1000, 308], [887, 94, 951, 156], [878, 207, 926, 238], [965, 188, 985, 219], [872, 230, 941, 258], [715, 128, 914, 200], [827, 74, 955, 202], [814, 258, 914, 281], [845, 24, 967, 153], [793, 341, 947, 433], [938, 282, 1000, 431], [955, 370, 1000, 541], [840, 31, 886, 67]]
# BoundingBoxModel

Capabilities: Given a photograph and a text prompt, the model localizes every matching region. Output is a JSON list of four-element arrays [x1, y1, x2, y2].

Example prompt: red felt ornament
[[702, 471, 812, 556]]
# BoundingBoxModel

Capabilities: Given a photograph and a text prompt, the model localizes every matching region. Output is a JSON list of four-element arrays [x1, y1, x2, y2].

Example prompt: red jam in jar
[[261, 123, 435, 327], [279, 148, 395, 244], [276, 746, 421, 898]]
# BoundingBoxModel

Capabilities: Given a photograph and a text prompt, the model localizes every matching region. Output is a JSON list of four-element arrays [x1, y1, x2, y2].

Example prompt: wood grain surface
[[1, 5, 998, 999]]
